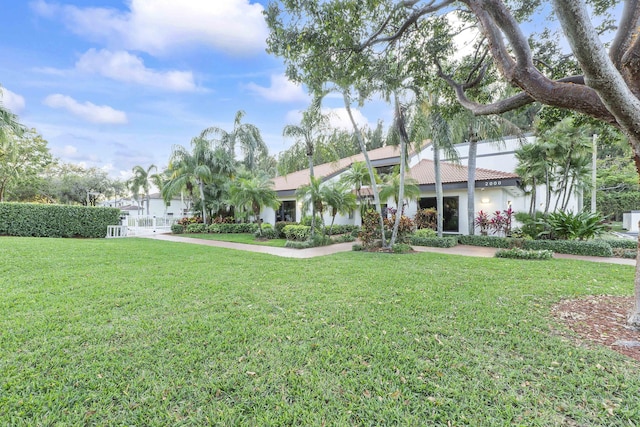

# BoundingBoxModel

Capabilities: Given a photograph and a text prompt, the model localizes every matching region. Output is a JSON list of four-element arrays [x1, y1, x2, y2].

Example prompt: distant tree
[[320, 180, 356, 234], [229, 174, 280, 236], [296, 175, 325, 234], [128, 164, 157, 216]]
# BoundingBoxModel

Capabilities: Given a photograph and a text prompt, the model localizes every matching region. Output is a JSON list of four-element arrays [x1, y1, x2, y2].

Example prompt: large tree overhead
[[267, 0, 640, 326]]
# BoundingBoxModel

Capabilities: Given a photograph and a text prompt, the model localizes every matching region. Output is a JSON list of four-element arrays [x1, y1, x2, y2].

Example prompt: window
[[276, 201, 296, 222], [419, 197, 459, 232]]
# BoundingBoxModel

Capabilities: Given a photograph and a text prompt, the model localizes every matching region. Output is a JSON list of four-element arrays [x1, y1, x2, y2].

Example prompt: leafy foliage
[[414, 208, 437, 230], [495, 248, 554, 261], [410, 236, 458, 248], [539, 211, 607, 240], [283, 224, 311, 241], [0, 203, 120, 238], [171, 224, 185, 234], [522, 239, 613, 257]]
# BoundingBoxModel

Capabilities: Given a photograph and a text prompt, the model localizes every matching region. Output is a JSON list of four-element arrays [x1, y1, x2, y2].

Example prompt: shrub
[[171, 224, 185, 234], [178, 216, 203, 226], [414, 228, 437, 238], [392, 243, 413, 254], [474, 210, 490, 235], [255, 227, 278, 239], [612, 248, 637, 259], [0, 203, 121, 238], [458, 235, 514, 248], [310, 234, 333, 247], [275, 221, 297, 238], [410, 236, 458, 248], [187, 223, 208, 233], [359, 210, 381, 248], [283, 225, 311, 241], [495, 248, 553, 260], [514, 212, 547, 239], [539, 211, 607, 240], [384, 215, 415, 243], [326, 224, 360, 236], [522, 239, 613, 257], [352, 243, 364, 251], [598, 239, 637, 249], [414, 208, 437, 230], [208, 224, 221, 233], [333, 234, 356, 243], [285, 240, 311, 249], [216, 223, 259, 234]]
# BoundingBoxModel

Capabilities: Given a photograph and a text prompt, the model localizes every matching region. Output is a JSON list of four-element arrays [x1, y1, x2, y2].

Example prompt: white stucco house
[[260, 135, 581, 235]]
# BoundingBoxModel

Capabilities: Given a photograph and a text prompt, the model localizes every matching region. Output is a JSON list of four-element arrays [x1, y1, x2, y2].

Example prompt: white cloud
[[246, 74, 309, 103], [43, 94, 128, 124], [76, 49, 197, 92], [0, 87, 26, 113], [31, 0, 268, 56]]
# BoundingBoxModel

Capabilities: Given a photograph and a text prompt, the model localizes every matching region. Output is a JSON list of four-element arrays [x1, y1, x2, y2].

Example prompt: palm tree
[[283, 96, 328, 237], [411, 95, 459, 238], [515, 143, 548, 216], [164, 137, 235, 224], [0, 86, 25, 142], [340, 161, 378, 215], [296, 175, 325, 234], [228, 174, 280, 236], [321, 180, 357, 234], [128, 164, 157, 216], [379, 170, 420, 215], [200, 110, 268, 171]]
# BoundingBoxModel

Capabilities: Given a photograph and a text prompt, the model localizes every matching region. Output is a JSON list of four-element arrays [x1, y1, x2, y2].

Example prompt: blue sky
[[0, 0, 385, 180]]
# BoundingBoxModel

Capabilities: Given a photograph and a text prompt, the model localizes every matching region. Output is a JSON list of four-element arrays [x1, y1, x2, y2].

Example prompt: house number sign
[[484, 181, 502, 187]]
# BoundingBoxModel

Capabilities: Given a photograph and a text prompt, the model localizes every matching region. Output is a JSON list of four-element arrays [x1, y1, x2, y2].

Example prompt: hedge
[[283, 225, 311, 241], [207, 223, 259, 234], [596, 239, 637, 249], [521, 239, 614, 257], [0, 202, 121, 238], [458, 235, 515, 248], [410, 236, 458, 248], [495, 248, 554, 260]]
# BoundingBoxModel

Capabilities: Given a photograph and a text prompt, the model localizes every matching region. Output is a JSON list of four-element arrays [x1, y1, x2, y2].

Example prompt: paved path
[[140, 233, 636, 265]]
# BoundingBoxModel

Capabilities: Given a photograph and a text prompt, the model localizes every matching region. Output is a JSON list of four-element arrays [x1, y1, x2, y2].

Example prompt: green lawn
[[181, 232, 287, 247], [1, 236, 638, 426]]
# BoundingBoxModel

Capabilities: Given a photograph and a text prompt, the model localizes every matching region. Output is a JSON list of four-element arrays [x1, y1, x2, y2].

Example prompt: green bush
[[187, 223, 208, 233], [598, 239, 637, 249], [283, 225, 311, 241], [514, 212, 547, 239], [392, 243, 413, 254], [410, 236, 458, 248], [539, 211, 607, 240], [274, 221, 296, 238], [495, 248, 554, 260], [612, 248, 637, 258], [285, 240, 311, 249], [333, 234, 356, 243], [414, 228, 437, 238], [352, 243, 364, 251], [171, 224, 185, 234], [255, 227, 278, 239], [0, 203, 121, 238], [458, 235, 514, 248], [215, 223, 259, 233], [326, 224, 360, 235], [208, 224, 221, 233], [522, 239, 613, 257]]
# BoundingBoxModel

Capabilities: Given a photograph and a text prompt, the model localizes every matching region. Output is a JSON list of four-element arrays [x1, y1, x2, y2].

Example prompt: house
[[100, 192, 191, 219], [261, 135, 581, 235]]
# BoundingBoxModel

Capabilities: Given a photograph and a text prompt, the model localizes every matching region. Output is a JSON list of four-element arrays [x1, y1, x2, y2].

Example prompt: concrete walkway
[[140, 233, 636, 265]]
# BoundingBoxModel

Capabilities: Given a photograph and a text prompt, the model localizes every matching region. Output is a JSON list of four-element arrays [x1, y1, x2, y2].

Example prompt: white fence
[[120, 216, 179, 236]]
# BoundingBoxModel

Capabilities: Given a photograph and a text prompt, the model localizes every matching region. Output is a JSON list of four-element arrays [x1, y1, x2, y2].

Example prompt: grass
[[1, 236, 639, 426], [178, 232, 287, 247]]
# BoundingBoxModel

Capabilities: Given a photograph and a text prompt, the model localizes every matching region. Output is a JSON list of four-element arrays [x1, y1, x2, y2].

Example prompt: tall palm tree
[[340, 161, 378, 214], [128, 164, 157, 215], [515, 143, 548, 216], [283, 96, 328, 237], [320, 180, 357, 234], [379, 170, 421, 215], [200, 110, 268, 171], [228, 174, 280, 236], [411, 95, 459, 238], [164, 137, 235, 224]]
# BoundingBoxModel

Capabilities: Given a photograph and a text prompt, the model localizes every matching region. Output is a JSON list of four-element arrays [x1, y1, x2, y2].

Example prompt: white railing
[[124, 216, 180, 236]]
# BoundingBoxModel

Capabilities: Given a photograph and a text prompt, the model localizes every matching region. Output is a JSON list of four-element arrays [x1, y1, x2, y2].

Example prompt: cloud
[[246, 75, 309, 103], [31, 0, 268, 56], [76, 49, 197, 91], [43, 94, 128, 124], [0, 87, 26, 113]]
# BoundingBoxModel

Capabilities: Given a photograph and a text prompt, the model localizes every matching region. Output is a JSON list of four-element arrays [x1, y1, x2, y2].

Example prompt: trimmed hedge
[[283, 225, 311, 241], [325, 224, 360, 236], [171, 224, 185, 234], [410, 236, 458, 248], [597, 239, 637, 249], [207, 223, 259, 234], [458, 235, 515, 248], [521, 239, 613, 257], [495, 248, 554, 260], [187, 223, 208, 233], [0, 202, 121, 238]]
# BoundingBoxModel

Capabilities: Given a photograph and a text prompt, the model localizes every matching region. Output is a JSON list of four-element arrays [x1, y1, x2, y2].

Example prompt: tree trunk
[[308, 153, 316, 239], [434, 144, 444, 238], [390, 95, 407, 247], [198, 180, 207, 224], [343, 91, 386, 247], [467, 140, 478, 235], [528, 178, 537, 217], [544, 170, 551, 215], [146, 191, 150, 216]]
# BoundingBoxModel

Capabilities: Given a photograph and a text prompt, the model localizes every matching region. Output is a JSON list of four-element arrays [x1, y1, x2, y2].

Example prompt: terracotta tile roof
[[273, 145, 411, 192], [408, 159, 519, 185]]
